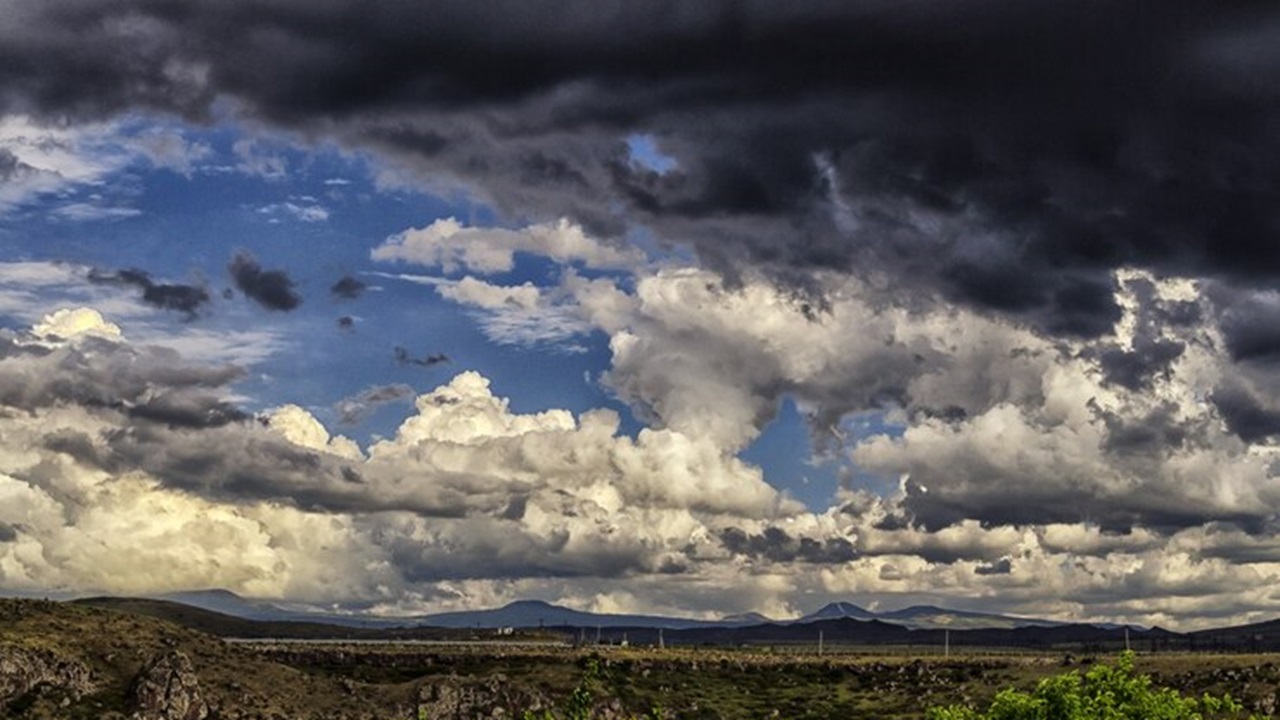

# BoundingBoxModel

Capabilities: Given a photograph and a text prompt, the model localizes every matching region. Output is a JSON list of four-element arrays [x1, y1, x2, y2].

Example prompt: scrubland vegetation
[[5, 599, 1280, 719]]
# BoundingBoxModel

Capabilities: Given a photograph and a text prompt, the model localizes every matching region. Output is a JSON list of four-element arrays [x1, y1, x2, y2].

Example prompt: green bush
[[519, 659, 663, 720], [926, 652, 1263, 720]]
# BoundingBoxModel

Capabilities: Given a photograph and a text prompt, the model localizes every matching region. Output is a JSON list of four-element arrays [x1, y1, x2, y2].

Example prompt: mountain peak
[[504, 599, 557, 609], [888, 605, 947, 616], [803, 601, 875, 621], [164, 588, 245, 600], [720, 611, 773, 626]]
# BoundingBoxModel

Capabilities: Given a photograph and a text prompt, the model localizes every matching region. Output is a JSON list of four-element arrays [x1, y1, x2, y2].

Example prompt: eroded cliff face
[[0, 643, 96, 711]]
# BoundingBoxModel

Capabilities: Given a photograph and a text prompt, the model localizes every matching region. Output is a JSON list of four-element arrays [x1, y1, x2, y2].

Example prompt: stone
[[416, 674, 548, 720], [128, 650, 209, 720], [0, 644, 95, 710]]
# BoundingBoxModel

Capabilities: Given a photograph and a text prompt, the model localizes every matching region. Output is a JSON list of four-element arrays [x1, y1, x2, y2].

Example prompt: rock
[[128, 650, 209, 720], [593, 697, 629, 720], [417, 674, 548, 720], [0, 644, 95, 710]]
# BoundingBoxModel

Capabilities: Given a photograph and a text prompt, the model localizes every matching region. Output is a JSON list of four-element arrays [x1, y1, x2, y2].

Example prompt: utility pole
[[1125, 626, 1131, 652], [658, 627, 665, 650], [944, 629, 950, 659], [818, 629, 824, 656]]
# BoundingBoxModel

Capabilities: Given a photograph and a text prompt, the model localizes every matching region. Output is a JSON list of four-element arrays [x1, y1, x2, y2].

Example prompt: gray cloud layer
[[7, 1, 1280, 337]]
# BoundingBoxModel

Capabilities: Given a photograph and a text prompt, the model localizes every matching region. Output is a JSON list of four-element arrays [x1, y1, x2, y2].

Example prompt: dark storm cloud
[[974, 558, 1012, 576], [1195, 523, 1280, 564], [330, 275, 366, 300], [0, 334, 50, 360], [0, 148, 37, 182], [228, 252, 301, 311], [90, 410, 519, 518], [1211, 383, 1280, 443], [11, 342, 510, 517], [1096, 341, 1185, 391], [334, 383, 415, 424], [1088, 276, 1197, 390], [8, 1, 1280, 337], [0, 335, 245, 423], [394, 347, 449, 368], [872, 514, 912, 532], [891, 434, 1275, 537], [42, 429, 120, 472], [719, 527, 856, 564], [380, 521, 648, 581], [88, 268, 211, 317], [100, 421, 381, 513], [1213, 290, 1280, 364], [1096, 402, 1195, 456], [0, 149, 19, 178], [125, 392, 248, 429], [501, 495, 528, 521]]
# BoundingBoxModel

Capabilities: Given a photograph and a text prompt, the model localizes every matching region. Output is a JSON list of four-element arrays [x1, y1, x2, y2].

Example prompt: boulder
[[128, 650, 209, 720], [417, 674, 548, 720]]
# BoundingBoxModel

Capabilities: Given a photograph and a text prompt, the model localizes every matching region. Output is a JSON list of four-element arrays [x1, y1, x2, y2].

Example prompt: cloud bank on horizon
[[3, 0, 1280, 628]]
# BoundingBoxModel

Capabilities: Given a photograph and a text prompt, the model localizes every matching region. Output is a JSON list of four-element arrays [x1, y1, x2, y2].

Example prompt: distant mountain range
[[409, 599, 729, 630], [866, 605, 1067, 630], [74, 591, 1280, 652], [141, 589, 1081, 632], [420, 600, 1082, 631], [158, 589, 406, 628]]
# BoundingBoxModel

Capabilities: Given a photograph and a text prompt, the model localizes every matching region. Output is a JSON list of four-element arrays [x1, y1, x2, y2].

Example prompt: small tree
[[926, 652, 1264, 720]]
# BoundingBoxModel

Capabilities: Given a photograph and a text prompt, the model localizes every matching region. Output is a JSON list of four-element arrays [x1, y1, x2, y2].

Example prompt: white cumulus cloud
[[372, 216, 645, 274]]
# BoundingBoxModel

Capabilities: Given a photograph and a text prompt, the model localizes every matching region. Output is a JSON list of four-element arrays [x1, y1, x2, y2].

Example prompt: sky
[[2, 2, 1280, 630]]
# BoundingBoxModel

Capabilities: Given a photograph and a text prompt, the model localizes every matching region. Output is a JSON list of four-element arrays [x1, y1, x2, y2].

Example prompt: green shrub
[[519, 659, 664, 720], [926, 652, 1263, 720]]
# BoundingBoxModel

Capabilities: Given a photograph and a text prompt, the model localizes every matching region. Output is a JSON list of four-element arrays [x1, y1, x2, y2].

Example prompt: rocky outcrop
[[0, 644, 95, 709], [417, 674, 549, 720], [129, 650, 209, 720]]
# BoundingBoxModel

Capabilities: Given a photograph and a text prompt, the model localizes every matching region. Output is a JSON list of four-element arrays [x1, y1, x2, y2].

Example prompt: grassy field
[[238, 641, 1280, 719]]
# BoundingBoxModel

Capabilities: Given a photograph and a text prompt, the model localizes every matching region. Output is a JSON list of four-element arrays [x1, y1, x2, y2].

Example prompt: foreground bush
[[927, 652, 1263, 720], [519, 659, 663, 720]]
